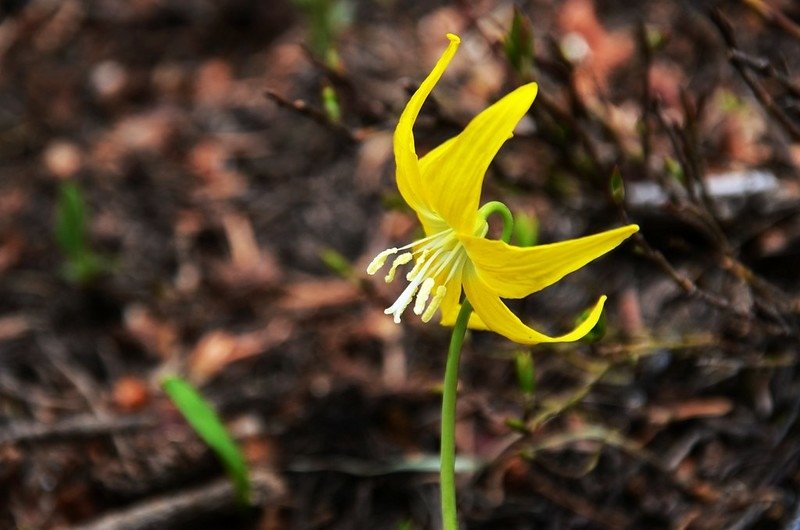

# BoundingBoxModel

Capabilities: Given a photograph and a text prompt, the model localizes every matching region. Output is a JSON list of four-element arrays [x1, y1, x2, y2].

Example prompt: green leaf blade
[[161, 376, 251, 504], [55, 182, 87, 258]]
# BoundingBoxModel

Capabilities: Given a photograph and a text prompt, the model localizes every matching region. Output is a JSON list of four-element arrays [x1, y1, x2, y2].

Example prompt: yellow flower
[[367, 33, 639, 344]]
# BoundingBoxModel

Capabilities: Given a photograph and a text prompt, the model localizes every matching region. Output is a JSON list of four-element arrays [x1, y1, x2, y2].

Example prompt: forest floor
[[2, 0, 800, 528]]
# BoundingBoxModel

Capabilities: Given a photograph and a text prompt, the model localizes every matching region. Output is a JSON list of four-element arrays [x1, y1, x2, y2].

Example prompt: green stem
[[440, 299, 472, 530], [440, 202, 513, 530], [478, 201, 514, 243]]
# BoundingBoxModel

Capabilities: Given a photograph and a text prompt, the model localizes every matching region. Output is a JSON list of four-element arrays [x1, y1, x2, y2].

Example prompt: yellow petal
[[394, 34, 460, 233], [461, 225, 638, 299], [416, 138, 459, 235], [438, 279, 490, 330], [463, 266, 607, 344], [419, 136, 457, 176], [438, 277, 461, 324], [422, 83, 538, 233]]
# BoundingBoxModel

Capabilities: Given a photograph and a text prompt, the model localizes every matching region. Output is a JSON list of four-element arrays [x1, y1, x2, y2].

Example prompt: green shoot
[[322, 84, 342, 123], [610, 166, 625, 204], [320, 247, 352, 278], [664, 156, 684, 183], [514, 351, 536, 397], [504, 7, 535, 81], [55, 182, 111, 284], [293, 0, 353, 69], [512, 211, 539, 247], [161, 376, 251, 504]]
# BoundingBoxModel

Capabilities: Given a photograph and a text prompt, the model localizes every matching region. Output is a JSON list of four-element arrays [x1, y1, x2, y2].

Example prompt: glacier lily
[[367, 33, 640, 530], [367, 33, 639, 344]]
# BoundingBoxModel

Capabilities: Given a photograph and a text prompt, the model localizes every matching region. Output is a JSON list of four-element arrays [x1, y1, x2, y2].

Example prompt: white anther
[[421, 285, 448, 322], [413, 278, 436, 315], [384, 280, 420, 323], [385, 252, 412, 283], [367, 248, 398, 275]]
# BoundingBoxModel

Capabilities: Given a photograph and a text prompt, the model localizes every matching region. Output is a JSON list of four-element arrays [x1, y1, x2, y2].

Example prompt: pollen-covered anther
[[367, 248, 398, 275], [421, 285, 448, 322], [384, 281, 419, 323], [385, 252, 412, 283], [413, 278, 435, 315]]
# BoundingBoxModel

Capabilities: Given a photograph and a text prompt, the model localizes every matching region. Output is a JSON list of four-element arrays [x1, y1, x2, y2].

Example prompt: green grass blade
[[55, 182, 87, 258], [161, 376, 251, 504]]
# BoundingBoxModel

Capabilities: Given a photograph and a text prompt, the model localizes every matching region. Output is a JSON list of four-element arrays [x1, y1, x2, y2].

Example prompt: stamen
[[441, 252, 466, 285], [385, 247, 444, 322], [385, 252, 412, 283], [406, 250, 429, 281], [413, 278, 435, 315], [384, 280, 421, 323], [376, 228, 468, 325], [395, 229, 452, 253], [367, 248, 398, 275], [421, 285, 448, 322]]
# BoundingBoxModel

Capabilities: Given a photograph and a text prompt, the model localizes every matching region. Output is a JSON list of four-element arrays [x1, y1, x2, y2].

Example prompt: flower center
[[367, 228, 469, 323]]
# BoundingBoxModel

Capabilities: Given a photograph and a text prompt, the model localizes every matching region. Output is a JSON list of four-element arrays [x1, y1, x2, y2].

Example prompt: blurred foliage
[[395, 520, 414, 530], [504, 7, 535, 81], [512, 211, 539, 247], [54, 182, 112, 285], [322, 83, 342, 122], [514, 351, 536, 397], [320, 247, 353, 278], [663, 156, 684, 183], [293, 0, 353, 68], [610, 167, 625, 204]]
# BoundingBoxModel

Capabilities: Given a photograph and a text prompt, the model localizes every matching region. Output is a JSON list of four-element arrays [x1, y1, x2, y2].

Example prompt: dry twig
[[710, 10, 800, 141], [72, 470, 284, 530], [0, 414, 154, 445], [264, 89, 359, 144]]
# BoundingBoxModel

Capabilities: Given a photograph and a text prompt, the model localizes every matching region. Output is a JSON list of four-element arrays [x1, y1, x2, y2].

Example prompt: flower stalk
[[440, 298, 472, 530], [440, 204, 514, 530]]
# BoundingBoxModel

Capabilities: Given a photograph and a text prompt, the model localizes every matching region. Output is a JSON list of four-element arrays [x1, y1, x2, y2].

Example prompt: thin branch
[[637, 21, 654, 182], [0, 414, 154, 445], [729, 49, 800, 98], [264, 89, 359, 144], [710, 10, 800, 141], [740, 0, 800, 41], [72, 470, 284, 530]]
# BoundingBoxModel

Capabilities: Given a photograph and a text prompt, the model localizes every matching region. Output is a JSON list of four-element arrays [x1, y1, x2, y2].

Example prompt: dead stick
[[729, 49, 800, 98], [72, 470, 284, 530], [264, 89, 358, 144], [0, 414, 154, 445], [740, 0, 800, 41], [710, 10, 800, 141]]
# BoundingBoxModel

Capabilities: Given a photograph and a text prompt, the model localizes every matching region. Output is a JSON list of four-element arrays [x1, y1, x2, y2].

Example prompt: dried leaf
[[189, 319, 293, 382], [278, 279, 360, 311]]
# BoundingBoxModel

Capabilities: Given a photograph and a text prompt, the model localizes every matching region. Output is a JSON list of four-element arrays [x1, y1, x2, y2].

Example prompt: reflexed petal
[[463, 266, 607, 344], [394, 34, 460, 230], [416, 138, 458, 235], [461, 225, 638, 299], [422, 83, 538, 232]]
